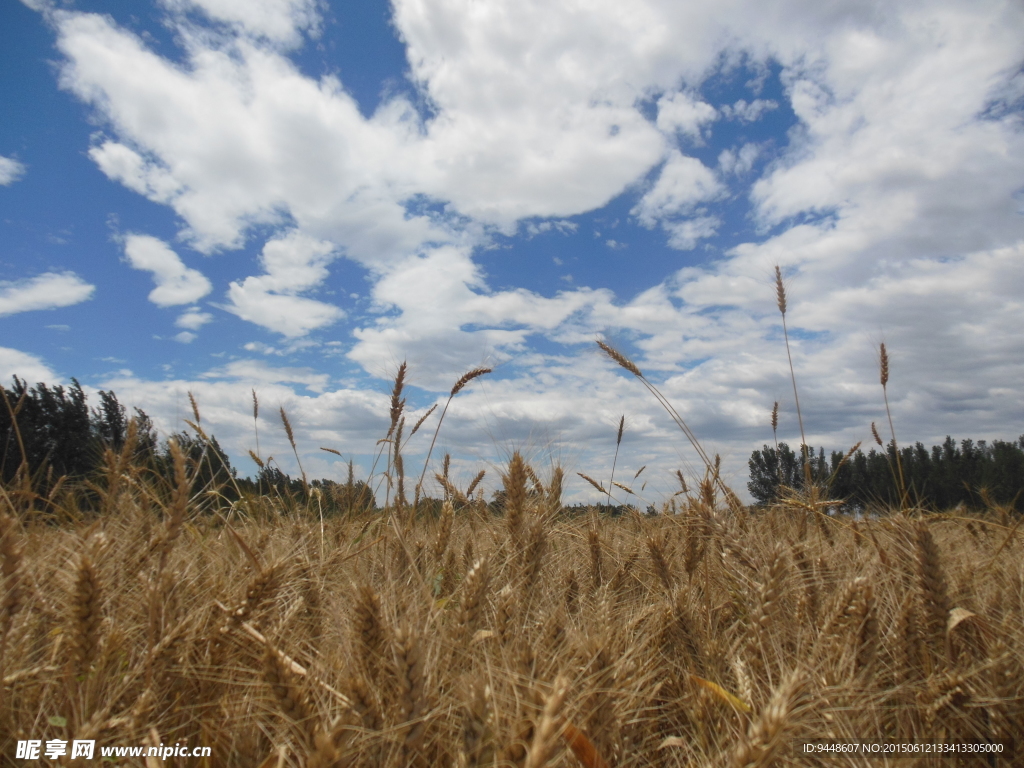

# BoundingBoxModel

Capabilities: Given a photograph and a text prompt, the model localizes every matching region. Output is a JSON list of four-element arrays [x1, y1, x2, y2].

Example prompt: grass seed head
[[596, 340, 642, 377], [774, 265, 787, 316], [451, 367, 492, 397]]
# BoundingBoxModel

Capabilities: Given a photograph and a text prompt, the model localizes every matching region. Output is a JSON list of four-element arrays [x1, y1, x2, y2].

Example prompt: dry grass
[[0, 462, 1021, 767]]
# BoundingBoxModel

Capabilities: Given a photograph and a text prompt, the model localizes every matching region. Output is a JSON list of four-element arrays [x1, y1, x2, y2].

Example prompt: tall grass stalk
[[595, 340, 732, 504], [415, 367, 491, 507], [775, 266, 811, 487], [879, 343, 908, 509], [607, 415, 625, 507]]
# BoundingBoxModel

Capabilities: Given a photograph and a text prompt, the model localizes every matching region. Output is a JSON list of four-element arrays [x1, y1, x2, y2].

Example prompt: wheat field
[[1, 447, 1022, 767]]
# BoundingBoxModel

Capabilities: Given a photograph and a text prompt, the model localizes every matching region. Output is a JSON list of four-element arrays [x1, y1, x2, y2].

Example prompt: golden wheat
[[0, 440, 1019, 766]]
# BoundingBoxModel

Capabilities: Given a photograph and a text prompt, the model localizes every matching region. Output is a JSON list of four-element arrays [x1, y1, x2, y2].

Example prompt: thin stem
[[416, 394, 454, 502], [415, 368, 491, 502], [775, 266, 810, 488], [595, 340, 733, 505], [781, 314, 811, 487], [880, 343, 907, 509], [607, 415, 624, 507]]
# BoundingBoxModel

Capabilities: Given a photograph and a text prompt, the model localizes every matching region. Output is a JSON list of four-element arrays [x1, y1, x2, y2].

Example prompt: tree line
[[748, 437, 1024, 512], [0, 377, 376, 515]]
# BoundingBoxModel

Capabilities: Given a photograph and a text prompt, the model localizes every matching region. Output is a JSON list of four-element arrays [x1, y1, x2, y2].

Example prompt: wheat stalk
[[607, 415, 625, 506], [596, 340, 729, 500], [774, 266, 811, 487], [416, 367, 492, 501], [879, 343, 908, 507]]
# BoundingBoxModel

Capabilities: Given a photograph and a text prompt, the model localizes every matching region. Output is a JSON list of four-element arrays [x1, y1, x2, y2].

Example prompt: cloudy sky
[[2, 0, 1023, 504]]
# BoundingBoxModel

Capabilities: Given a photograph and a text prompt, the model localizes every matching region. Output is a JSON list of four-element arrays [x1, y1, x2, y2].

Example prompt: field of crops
[[1, 451, 1021, 766]]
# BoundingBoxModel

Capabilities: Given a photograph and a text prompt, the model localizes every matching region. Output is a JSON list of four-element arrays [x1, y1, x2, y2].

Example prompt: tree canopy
[[748, 437, 1024, 512]]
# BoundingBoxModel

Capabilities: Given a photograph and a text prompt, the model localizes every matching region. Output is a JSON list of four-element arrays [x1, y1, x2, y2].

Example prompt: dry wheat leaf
[[689, 674, 752, 714], [562, 722, 610, 768]]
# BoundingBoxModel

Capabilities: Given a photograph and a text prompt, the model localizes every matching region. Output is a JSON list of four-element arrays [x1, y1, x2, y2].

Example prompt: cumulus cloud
[[123, 234, 212, 307], [633, 151, 724, 227], [224, 231, 342, 337], [664, 217, 722, 250], [0, 272, 95, 317], [50, 3, 672, 255], [89, 142, 181, 203], [656, 92, 717, 138], [629, 150, 724, 249], [0, 347, 58, 385], [0, 155, 27, 185], [175, 307, 213, 330], [347, 245, 632, 388]]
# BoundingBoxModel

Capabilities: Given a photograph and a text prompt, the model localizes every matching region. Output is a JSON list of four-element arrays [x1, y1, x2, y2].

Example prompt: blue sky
[[2, 0, 1023, 504]]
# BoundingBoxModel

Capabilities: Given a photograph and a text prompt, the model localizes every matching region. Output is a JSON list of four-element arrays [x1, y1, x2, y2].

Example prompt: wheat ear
[[505, 452, 527, 543], [456, 557, 491, 643], [525, 676, 569, 768], [731, 669, 806, 767], [916, 521, 950, 662], [72, 546, 103, 675], [393, 625, 427, 756], [0, 512, 23, 674], [264, 644, 316, 746]]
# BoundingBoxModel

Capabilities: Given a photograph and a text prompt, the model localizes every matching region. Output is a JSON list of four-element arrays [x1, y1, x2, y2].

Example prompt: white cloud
[[524, 219, 578, 237], [348, 245, 616, 387], [174, 331, 197, 343], [656, 92, 717, 138], [93, 366, 387, 479], [201, 359, 330, 392], [719, 142, 760, 175], [89, 142, 182, 203], [160, 0, 321, 48], [50, 3, 675, 254], [0, 155, 27, 185], [720, 98, 778, 122], [123, 234, 212, 307], [633, 151, 724, 227], [0, 347, 58, 385], [0, 272, 95, 317], [224, 231, 342, 338], [176, 308, 213, 330], [664, 216, 721, 250]]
